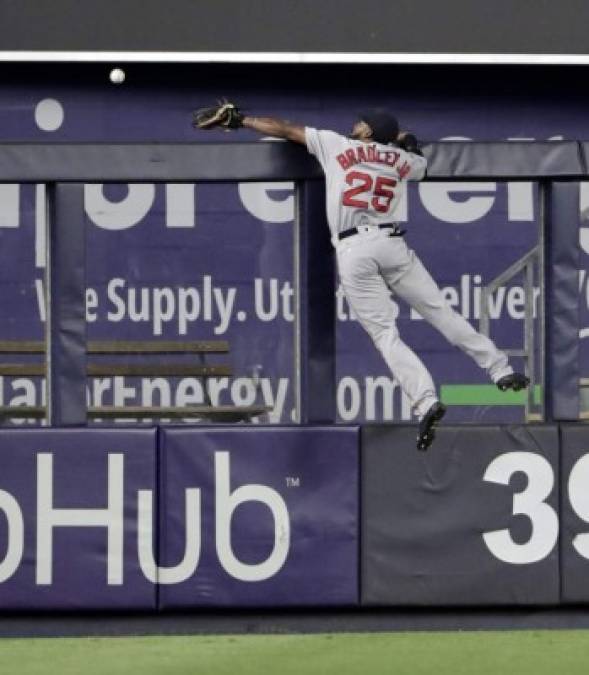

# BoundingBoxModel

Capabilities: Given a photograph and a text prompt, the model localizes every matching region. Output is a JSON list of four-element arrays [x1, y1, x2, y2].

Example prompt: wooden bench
[[0, 340, 270, 422]]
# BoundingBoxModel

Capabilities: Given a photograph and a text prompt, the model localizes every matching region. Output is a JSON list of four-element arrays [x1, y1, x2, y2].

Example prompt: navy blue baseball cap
[[358, 109, 400, 144]]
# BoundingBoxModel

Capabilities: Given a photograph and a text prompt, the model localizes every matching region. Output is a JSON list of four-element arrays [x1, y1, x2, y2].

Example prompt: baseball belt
[[338, 223, 406, 241]]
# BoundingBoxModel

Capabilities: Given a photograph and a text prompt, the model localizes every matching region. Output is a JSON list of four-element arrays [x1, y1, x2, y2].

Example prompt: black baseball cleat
[[496, 373, 530, 392], [416, 402, 447, 451]]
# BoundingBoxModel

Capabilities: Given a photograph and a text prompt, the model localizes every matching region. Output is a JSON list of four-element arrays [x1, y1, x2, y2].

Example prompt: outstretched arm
[[241, 115, 306, 145]]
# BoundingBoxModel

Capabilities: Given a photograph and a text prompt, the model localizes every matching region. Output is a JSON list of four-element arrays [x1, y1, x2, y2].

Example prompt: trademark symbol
[[286, 476, 300, 488]]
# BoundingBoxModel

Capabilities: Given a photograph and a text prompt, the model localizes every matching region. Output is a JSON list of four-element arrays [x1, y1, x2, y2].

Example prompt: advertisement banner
[[158, 426, 359, 607], [361, 424, 560, 606], [0, 428, 157, 610], [83, 182, 298, 423]]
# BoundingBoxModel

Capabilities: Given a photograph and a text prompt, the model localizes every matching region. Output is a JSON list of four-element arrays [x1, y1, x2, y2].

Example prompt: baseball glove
[[192, 100, 244, 130]]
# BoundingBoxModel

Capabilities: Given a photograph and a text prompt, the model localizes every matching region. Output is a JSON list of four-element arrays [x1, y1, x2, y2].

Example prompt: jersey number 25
[[342, 171, 397, 213]]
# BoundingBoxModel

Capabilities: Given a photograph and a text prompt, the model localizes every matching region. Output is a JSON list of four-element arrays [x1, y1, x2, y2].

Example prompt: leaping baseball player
[[193, 102, 529, 450]]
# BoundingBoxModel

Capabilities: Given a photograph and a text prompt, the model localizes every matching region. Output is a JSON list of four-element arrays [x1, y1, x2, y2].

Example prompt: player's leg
[[383, 242, 514, 384], [337, 244, 439, 419]]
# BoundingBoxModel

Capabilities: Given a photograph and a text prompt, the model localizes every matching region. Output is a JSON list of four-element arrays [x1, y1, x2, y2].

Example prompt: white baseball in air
[[34, 98, 65, 131], [109, 68, 126, 84]]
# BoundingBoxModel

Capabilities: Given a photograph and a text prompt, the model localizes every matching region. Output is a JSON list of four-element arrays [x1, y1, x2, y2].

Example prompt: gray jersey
[[305, 127, 427, 244]]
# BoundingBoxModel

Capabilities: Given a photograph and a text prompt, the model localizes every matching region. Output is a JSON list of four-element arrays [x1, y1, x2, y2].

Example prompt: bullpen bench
[[0, 340, 270, 423]]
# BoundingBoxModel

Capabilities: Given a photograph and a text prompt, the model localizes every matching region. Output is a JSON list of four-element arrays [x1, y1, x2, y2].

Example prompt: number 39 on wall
[[482, 452, 589, 564]]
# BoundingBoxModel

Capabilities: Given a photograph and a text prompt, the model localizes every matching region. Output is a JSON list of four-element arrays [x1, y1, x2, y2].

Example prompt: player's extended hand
[[396, 131, 421, 154], [192, 99, 244, 130]]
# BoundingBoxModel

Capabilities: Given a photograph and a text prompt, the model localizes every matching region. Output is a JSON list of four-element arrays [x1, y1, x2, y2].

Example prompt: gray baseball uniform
[[305, 127, 513, 418]]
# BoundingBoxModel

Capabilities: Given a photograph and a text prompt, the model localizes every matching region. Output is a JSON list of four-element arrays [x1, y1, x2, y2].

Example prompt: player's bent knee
[[372, 325, 400, 352]]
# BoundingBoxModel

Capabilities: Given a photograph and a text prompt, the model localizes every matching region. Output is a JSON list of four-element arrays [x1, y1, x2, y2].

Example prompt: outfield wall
[[0, 424, 588, 610], [1, 65, 589, 610]]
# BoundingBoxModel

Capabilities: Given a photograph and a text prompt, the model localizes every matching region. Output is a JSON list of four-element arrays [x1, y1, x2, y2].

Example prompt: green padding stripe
[[440, 384, 542, 406]]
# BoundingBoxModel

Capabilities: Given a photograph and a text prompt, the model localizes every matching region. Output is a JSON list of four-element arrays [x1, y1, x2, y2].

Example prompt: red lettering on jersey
[[342, 171, 397, 212], [345, 149, 357, 167], [387, 151, 400, 167], [347, 145, 405, 171], [398, 161, 411, 179], [337, 153, 350, 170]]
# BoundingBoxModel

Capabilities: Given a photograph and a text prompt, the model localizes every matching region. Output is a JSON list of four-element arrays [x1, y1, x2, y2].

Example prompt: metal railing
[[479, 246, 544, 421]]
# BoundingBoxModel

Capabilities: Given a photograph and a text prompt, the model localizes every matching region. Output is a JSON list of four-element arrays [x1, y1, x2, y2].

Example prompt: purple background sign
[[82, 182, 296, 422], [0, 67, 587, 422], [0, 428, 157, 610], [158, 426, 359, 607]]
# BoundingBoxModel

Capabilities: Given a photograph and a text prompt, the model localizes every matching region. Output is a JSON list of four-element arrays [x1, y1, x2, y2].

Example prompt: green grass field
[[1, 630, 589, 675]]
